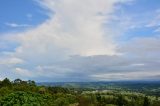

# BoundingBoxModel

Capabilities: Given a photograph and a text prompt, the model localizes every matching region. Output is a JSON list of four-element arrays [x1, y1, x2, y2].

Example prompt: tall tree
[[14, 78, 22, 84], [1, 78, 12, 88], [143, 96, 150, 106]]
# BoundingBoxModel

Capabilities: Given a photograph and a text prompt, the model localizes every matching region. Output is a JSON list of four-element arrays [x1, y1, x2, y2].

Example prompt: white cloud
[[11, 0, 127, 59], [0, 57, 24, 65], [91, 71, 160, 81], [2, 0, 160, 81], [154, 27, 160, 32], [15, 68, 33, 77], [131, 63, 145, 66], [145, 9, 160, 33], [5, 22, 31, 28], [1, 0, 128, 81], [119, 36, 160, 56], [146, 11, 160, 27]]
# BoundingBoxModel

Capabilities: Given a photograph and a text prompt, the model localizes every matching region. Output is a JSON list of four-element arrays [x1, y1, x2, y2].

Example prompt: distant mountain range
[[37, 81, 160, 90]]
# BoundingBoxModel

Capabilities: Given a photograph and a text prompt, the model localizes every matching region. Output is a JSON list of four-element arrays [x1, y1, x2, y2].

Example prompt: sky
[[0, 0, 160, 82]]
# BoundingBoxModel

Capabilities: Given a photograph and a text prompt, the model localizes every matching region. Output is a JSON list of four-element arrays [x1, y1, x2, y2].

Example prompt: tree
[[117, 95, 125, 106], [28, 80, 36, 86], [39, 87, 46, 94], [14, 78, 22, 84], [1, 78, 12, 88], [54, 97, 70, 106], [0, 91, 49, 106], [96, 93, 101, 102], [143, 96, 150, 106], [0, 87, 11, 96]]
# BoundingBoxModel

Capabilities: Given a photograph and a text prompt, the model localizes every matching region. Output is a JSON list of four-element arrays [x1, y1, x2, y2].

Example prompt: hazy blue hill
[[37, 81, 160, 98]]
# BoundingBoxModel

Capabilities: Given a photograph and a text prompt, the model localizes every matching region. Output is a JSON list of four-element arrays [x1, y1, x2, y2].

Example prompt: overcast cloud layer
[[0, 0, 160, 81]]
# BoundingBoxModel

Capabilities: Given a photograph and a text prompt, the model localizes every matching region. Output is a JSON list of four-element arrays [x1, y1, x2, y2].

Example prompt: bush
[[0, 91, 51, 106]]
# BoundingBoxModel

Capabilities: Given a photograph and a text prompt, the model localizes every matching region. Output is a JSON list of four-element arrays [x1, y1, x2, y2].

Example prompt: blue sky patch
[[0, 0, 49, 33]]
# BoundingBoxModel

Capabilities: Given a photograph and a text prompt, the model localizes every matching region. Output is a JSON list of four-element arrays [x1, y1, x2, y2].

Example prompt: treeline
[[0, 78, 160, 106], [78, 92, 160, 106], [0, 78, 73, 94], [0, 78, 77, 106]]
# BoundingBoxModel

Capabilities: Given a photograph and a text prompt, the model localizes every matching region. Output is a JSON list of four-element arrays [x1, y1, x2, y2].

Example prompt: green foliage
[[0, 91, 51, 106], [0, 87, 12, 97], [143, 96, 150, 106], [116, 95, 127, 106], [0, 78, 159, 106], [54, 97, 69, 106], [48, 86, 70, 94], [0, 78, 12, 88], [0, 78, 78, 106]]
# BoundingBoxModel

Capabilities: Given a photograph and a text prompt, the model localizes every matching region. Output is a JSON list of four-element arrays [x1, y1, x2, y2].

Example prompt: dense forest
[[0, 78, 160, 106]]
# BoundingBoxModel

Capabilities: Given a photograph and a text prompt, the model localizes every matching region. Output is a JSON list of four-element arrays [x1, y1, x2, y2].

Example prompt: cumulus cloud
[[1, 0, 160, 81], [13, 0, 122, 57], [2, 0, 130, 70], [1, 0, 125, 80]]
